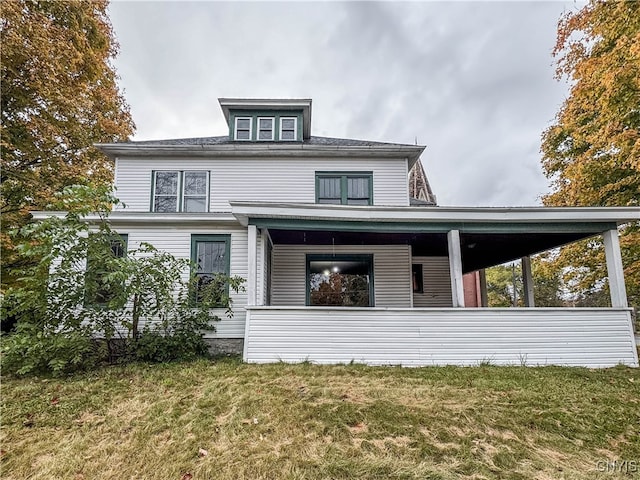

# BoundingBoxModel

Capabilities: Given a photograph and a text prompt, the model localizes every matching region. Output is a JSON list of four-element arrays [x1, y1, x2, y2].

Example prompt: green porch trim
[[249, 218, 618, 235]]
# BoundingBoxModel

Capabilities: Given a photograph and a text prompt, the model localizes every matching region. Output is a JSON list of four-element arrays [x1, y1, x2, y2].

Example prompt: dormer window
[[228, 109, 303, 142], [220, 98, 311, 142], [234, 117, 252, 141], [279, 117, 297, 141], [258, 117, 274, 140]]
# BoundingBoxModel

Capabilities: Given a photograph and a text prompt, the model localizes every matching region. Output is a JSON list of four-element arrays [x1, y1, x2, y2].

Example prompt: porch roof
[[231, 202, 639, 272], [230, 202, 639, 228]]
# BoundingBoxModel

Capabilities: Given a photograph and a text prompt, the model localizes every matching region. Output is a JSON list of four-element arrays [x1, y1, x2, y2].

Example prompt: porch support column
[[479, 269, 488, 307], [257, 229, 266, 306], [603, 229, 628, 308], [521, 256, 535, 307], [447, 229, 465, 307], [247, 224, 257, 306]]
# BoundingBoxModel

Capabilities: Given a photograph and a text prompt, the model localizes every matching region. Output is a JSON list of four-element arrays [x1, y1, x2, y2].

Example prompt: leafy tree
[[531, 255, 566, 307], [485, 259, 564, 308], [485, 264, 521, 308], [1, 0, 134, 289], [1, 186, 245, 375], [541, 0, 640, 308]]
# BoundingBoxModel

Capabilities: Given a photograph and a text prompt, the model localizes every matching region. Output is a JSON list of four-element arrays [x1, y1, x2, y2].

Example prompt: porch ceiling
[[267, 229, 599, 273], [242, 202, 637, 273]]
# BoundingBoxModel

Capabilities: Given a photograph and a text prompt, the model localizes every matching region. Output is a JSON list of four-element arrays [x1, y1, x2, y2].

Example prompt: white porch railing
[[243, 306, 638, 368]]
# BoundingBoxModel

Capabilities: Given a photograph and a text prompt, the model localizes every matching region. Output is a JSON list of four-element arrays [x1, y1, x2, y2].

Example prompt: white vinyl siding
[[412, 256, 453, 307], [271, 244, 411, 307], [108, 224, 248, 338], [244, 307, 639, 368], [114, 157, 410, 211]]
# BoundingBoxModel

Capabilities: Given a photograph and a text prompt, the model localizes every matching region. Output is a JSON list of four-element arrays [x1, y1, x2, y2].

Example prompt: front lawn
[[1, 360, 639, 479]]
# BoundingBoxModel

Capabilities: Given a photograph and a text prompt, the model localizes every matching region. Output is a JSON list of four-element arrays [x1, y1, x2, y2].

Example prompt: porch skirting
[[243, 307, 638, 368]]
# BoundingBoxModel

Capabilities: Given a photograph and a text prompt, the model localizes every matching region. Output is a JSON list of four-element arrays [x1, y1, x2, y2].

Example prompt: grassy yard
[[1, 360, 639, 480]]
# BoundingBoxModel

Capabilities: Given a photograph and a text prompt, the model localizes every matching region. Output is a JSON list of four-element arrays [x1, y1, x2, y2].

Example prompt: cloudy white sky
[[108, 0, 583, 207]]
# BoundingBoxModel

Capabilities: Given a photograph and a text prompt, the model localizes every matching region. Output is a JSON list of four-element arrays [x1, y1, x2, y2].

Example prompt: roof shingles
[[121, 135, 417, 148]]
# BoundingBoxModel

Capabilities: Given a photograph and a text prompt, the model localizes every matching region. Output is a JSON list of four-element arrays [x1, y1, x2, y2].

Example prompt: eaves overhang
[[94, 142, 425, 165], [218, 98, 312, 139], [230, 202, 639, 234], [30, 211, 239, 226]]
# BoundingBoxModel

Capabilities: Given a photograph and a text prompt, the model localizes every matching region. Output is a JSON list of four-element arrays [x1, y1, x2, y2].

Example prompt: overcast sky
[[108, 0, 583, 207]]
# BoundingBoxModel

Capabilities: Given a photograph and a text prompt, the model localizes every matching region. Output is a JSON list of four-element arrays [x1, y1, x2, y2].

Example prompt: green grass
[[1, 360, 639, 479]]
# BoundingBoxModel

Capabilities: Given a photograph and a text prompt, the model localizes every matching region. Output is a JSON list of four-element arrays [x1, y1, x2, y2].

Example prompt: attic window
[[258, 117, 274, 140], [279, 117, 297, 141], [234, 117, 252, 141]]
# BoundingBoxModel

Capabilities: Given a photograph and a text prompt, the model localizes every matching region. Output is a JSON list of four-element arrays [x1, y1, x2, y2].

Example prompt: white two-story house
[[87, 98, 638, 367]]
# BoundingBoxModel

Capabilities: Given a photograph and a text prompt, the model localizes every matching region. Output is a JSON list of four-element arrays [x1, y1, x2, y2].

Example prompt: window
[[316, 172, 373, 205], [85, 234, 128, 307], [279, 117, 297, 141], [152, 171, 209, 213], [153, 171, 179, 212], [230, 113, 301, 141], [182, 171, 208, 212], [412, 264, 424, 294], [191, 235, 230, 305], [234, 117, 252, 140], [257, 117, 274, 140], [306, 254, 374, 307]]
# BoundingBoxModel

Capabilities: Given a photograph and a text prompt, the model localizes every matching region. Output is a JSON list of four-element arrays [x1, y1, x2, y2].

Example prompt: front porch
[[233, 202, 639, 367], [244, 306, 637, 367]]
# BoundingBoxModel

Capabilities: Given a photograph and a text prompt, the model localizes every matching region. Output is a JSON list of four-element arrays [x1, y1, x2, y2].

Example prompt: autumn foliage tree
[[541, 0, 640, 308], [1, 0, 135, 288]]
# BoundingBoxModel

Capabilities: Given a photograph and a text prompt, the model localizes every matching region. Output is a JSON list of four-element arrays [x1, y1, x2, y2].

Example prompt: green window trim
[[315, 172, 374, 205], [85, 233, 128, 308], [305, 253, 375, 307], [150, 170, 210, 213], [190, 234, 231, 306]]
